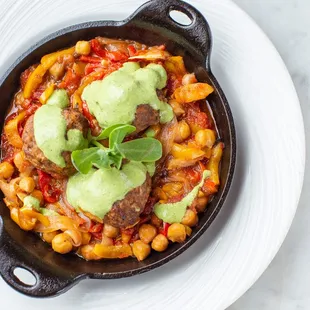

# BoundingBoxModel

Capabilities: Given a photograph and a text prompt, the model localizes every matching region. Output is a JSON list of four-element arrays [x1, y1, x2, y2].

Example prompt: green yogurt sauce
[[81, 62, 174, 128], [34, 89, 88, 168], [154, 170, 211, 223], [66, 161, 148, 219], [24, 195, 40, 210]]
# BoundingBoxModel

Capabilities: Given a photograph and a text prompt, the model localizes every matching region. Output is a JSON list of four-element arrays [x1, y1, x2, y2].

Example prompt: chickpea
[[181, 209, 198, 227], [19, 177, 35, 193], [103, 224, 119, 238], [132, 240, 151, 261], [121, 232, 131, 244], [151, 213, 162, 227], [14, 151, 31, 174], [52, 233, 73, 254], [195, 129, 216, 148], [31, 190, 44, 206], [139, 224, 157, 244], [101, 235, 114, 246], [49, 62, 65, 80], [75, 40, 91, 55], [175, 120, 191, 143], [167, 223, 186, 243], [13, 152, 24, 171], [42, 231, 58, 243], [151, 234, 169, 252], [0, 162, 14, 179], [81, 232, 91, 245], [195, 197, 208, 213], [182, 73, 197, 85]]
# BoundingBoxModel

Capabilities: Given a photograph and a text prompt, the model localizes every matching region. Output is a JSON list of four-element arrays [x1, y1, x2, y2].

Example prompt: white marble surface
[[229, 0, 310, 309]]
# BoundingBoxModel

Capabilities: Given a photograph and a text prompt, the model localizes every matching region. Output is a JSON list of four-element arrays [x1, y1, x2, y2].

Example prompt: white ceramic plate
[[0, 0, 305, 309]]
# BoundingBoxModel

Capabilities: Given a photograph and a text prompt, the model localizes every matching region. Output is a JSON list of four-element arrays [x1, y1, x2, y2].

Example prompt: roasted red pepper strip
[[127, 45, 137, 56], [90, 39, 106, 57], [82, 101, 96, 130], [79, 55, 102, 63], [159, 222, 170, 237], [90, 39, 128, 62], [58, 67, 80, 93], [18, 103, 42, 137], [37, 170, 61, 203], [105, 50, 128, 62], [84, 63, 103, 75], [89, 223, 103, 233]]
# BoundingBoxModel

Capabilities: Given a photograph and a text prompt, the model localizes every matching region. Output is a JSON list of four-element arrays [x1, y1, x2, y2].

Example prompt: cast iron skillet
[[0, 0, 236, 298]]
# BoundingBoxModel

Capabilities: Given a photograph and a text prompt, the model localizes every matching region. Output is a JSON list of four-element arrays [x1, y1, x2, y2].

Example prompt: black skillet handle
[[0, 217, 78, 297], [129, 0, 212, 64]]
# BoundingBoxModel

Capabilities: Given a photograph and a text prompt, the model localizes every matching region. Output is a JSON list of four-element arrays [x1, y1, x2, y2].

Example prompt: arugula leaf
[[71, 147, 110, 174], [95, 124, 124, 141], [116, 138, 162, 162], [109, 124, 136, 148]]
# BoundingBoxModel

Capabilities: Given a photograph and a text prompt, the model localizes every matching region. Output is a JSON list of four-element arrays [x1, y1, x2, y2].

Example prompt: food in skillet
[[0, 37, 223, 261]]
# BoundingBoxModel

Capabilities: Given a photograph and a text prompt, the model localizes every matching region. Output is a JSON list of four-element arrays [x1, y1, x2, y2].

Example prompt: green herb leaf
[[116, 138, 162, 162], [109, 153, 123, 169], [71, 147, 110, 174], [95, 124, 125, 140], [109, 124, 136, 149]]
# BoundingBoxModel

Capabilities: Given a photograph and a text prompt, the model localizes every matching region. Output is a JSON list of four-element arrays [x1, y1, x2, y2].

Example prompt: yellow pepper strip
[[185, 225, 192, 236], [93, 244, 133, 259], [206, 142, 224, 186], [171, 143, 205, 160], [10, 207, 36, 231], [23, 47, 75, 99], [164, 56, 186, 76], [23, 64, 47, 99], [20, 207, 50, 227], [39, 84, 55, 104], [173, 83, 214, 104], [41, 47, 75, 69], [4, 111, 26, 148], [72, 72, 104, 109]]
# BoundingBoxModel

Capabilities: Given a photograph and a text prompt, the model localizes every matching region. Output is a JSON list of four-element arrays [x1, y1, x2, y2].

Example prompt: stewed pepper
[[37, 170, 61, 203]]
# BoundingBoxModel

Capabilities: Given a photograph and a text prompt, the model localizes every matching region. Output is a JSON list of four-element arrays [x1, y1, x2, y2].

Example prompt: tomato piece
[[90, 39, 106, 57]]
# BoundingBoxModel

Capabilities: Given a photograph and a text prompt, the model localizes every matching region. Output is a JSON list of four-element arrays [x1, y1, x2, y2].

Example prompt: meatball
[[133, 104, 159, 133], [22, 109, 88, 178], [103, 174, 151, 228]]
